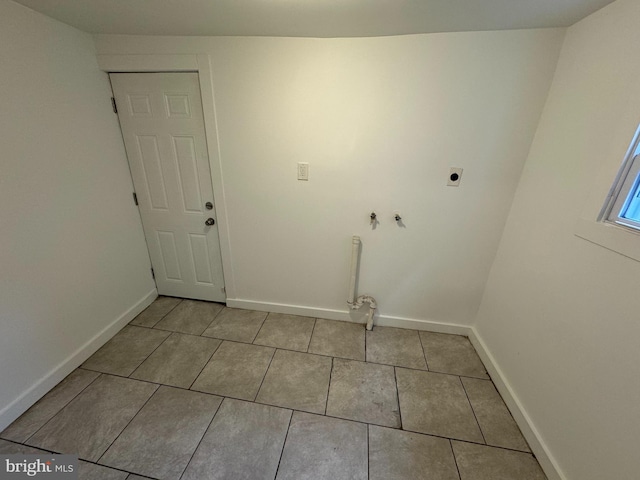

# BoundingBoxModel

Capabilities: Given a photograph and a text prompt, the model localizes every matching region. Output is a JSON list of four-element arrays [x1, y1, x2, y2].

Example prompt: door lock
[[205, 202, 213, 210], [205, 218, 215, 226]]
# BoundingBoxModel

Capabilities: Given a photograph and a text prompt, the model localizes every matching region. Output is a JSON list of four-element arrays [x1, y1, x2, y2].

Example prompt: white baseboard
[[373, 314, 471, 335], [226, 298, 352, 322], [226, 298, 471, 335], [468, 327, 566, 480], [0, 289, 157, 432]]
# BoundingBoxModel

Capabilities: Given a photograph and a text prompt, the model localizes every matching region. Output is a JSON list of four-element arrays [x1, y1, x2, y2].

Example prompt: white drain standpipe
[[347, 236, 378, 331]]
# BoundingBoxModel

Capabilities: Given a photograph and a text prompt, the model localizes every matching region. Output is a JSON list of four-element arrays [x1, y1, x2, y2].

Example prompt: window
[[602, 125, 640, 231]]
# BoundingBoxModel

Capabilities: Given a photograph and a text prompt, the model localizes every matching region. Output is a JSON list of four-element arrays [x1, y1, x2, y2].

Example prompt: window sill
[[574, 218, 640, 263]]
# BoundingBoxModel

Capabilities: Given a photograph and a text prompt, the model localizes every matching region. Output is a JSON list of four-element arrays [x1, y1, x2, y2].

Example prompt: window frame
[[574, 107, 640, 264], [600, 125, 640, 230]]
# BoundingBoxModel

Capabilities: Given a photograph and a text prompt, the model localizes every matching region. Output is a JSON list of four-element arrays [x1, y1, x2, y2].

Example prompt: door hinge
[[151, 267, 155, 279], [111, 97, 118, 114], [133, 192, 138, 206]]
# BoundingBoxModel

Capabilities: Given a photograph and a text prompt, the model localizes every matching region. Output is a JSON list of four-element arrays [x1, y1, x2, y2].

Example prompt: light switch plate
[[297, 162, 309, 181]]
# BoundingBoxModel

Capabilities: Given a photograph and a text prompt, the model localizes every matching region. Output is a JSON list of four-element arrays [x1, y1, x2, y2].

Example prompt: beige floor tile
[[99, 386, 222, 480], [1, 369, 99, 442], [130, 333, 221, 388], [256, 350, 331, 414], [253, 313, 316, 352], [191, 341, 274, 401], [154, 300, 223, 335], [396, 368, 483, 442], [82, 326, 170, 376], [276, 412, 367, 480], [462, 377, 530, 451], [202, 307, 268, 343], [326, 359, 400, 428], [369, 426, 459, 480], [78, 461, 129, 480], [0, 439, 47, 454], [366, 327, 427, 369], [308, 319, 365, 361], [182, 398, 291, 480], [3, 304, 547, 480], [27, 375, 158, 461], [420, 331, 488, 379], [130, 296, 181, 327], [452, 441, 547, 480]]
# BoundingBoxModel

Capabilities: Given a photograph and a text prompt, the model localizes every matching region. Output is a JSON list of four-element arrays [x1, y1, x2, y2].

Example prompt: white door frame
[[98, 54, 236, 299]]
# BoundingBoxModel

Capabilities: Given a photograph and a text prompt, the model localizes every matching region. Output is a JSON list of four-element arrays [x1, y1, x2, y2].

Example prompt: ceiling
[[14, 0, 616, 38]]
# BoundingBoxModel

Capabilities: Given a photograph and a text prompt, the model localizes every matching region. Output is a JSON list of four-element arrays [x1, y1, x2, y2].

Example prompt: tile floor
[[0, 297, 547, 480]]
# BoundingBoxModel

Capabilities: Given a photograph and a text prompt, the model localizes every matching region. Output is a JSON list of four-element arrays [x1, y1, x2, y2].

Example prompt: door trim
[[98, 54, 236, 299]]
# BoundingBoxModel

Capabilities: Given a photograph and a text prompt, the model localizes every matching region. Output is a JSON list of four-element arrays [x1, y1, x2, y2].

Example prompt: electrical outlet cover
[[447, 167, 463, 186]]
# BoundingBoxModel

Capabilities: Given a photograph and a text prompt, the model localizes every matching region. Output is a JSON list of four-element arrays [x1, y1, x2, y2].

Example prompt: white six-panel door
[[110, 72, 225, 302]]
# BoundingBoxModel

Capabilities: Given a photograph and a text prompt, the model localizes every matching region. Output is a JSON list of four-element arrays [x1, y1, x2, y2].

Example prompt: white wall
[[95, 30, 564, 328], [475, 0, 640, 479], [0, 0, 155, 429]]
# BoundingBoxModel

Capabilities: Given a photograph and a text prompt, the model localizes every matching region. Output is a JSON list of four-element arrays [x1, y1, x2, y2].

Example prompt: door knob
[[205, 218, 215, 226]]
